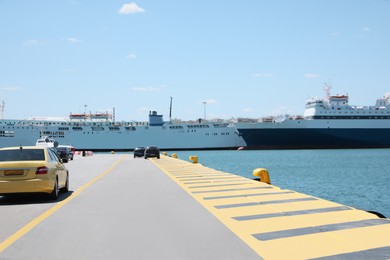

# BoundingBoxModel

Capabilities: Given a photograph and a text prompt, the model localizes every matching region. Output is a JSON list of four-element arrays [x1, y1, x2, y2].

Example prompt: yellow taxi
[[0, 146, 69, 200]]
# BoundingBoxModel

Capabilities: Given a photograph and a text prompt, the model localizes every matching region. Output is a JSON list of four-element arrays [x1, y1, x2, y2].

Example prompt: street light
[[202, 101, 207, 120], [0, 101, 5, 120]]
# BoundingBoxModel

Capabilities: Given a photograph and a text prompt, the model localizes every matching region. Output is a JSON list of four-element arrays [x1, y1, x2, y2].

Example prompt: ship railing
[[213, 123, 229, 128]]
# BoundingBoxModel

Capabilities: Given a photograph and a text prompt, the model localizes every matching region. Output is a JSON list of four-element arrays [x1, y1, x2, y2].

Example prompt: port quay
[[1, 153, 389, 259]]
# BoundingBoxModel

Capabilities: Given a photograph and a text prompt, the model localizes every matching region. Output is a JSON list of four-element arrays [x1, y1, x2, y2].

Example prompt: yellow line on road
[[151, 156, 390, 259], [0, 155, 128, 253]]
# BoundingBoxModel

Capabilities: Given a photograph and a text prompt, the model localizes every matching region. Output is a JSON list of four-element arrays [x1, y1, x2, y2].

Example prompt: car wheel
[[61, 173, 69, 192], [49, 179, 59, 200], [144, 155, 147, 159], [157, 156, 160, 159]]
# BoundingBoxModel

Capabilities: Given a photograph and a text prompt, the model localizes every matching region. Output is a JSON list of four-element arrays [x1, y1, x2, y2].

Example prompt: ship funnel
[[149, 111, 164, 126]]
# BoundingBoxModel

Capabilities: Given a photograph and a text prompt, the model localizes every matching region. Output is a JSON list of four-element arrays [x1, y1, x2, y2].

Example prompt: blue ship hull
[[237, 128, 390, 149]]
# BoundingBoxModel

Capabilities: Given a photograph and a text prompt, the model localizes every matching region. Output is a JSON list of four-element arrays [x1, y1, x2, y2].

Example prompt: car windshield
[[0, 149, 45, 161]]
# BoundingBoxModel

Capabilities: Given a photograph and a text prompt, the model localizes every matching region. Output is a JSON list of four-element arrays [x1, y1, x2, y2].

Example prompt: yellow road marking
[[151, 156, 390, 259], [0, 155, 128, 252]]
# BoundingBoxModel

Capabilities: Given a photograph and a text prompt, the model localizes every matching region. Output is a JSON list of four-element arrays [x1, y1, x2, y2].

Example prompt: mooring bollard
[[163, 152, 167, 156], [189, 156, 198, 163], [172, 153, 177, 158], [253, 168, 271, 184]]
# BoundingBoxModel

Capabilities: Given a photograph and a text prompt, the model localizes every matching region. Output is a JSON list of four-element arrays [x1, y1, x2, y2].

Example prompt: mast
[[169, 97, 172, 122], [324, 82, 332, 100]]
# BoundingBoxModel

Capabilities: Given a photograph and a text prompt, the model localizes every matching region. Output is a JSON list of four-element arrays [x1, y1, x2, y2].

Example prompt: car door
[[47, 148, 67, 188]]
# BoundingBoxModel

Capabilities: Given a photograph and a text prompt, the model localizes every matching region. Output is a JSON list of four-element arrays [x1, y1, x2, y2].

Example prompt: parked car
[[58, 145, 75, 155], [56, 146, 74, 161], [144, 146, 160, 159], [0, 146, 69, 200], [133, 147, 145, 158]]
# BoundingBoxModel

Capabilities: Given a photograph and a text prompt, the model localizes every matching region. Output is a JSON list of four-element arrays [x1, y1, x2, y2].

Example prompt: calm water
[[169, 149, 390, 218]]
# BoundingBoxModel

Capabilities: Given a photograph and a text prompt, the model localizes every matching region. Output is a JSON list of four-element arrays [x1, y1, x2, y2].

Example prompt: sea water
[[169, 149, 390, 218]]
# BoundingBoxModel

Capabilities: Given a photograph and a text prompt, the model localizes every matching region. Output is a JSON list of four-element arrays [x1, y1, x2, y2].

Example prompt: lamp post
[[0, 101, 4, 120], [202, 101, 207, 120]]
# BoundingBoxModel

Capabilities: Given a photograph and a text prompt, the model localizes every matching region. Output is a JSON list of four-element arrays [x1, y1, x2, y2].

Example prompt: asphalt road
[[0, 154, 260, 260]]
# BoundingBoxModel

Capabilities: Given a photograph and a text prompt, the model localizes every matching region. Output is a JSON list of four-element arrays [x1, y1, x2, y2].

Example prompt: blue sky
[[1, 0, 389, 121]]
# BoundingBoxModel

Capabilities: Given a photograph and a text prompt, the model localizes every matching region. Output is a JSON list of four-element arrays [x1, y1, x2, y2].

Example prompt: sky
[[1, 0, 390, 122]]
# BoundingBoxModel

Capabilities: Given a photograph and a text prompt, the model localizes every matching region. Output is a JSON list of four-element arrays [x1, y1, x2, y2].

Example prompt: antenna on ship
[[169, 97, 172, 122], [324, 82, 332, 100], [0, 100, 4, 119]]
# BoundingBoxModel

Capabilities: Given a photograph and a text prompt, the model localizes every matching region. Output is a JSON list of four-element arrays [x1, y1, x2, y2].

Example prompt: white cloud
[[304, 73, 321, 79], [202, 99, 217, 105], [23, 40, 41, 46], [132, 86, 160, 92], [67, 37, 81, 43], [252, 73, 274, 78], [1, 86, 21, 91], [127, 53, 137, 59], [118, 2, 145, 14]]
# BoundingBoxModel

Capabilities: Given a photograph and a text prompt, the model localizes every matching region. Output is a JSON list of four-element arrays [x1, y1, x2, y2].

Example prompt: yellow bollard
[[172, 153, 177, 158], [189, 156, 198, 163], [253, 168, 271, 184], [111, 151, 115, 154], [163, 152, 167, 156]]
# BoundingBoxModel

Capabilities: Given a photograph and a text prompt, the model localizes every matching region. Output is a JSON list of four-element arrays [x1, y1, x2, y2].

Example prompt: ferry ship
[[235, 84, 390, 149], [0, 111, 246, 151]]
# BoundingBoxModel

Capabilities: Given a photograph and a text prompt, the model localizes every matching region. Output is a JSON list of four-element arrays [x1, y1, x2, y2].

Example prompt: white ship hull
[[1, 119, 246, 151]]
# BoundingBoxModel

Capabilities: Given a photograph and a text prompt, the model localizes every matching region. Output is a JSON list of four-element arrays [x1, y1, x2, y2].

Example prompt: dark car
[[56, 146, 74, 162], [133, 147, 146, 158], [144, 146, 160, 159]]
